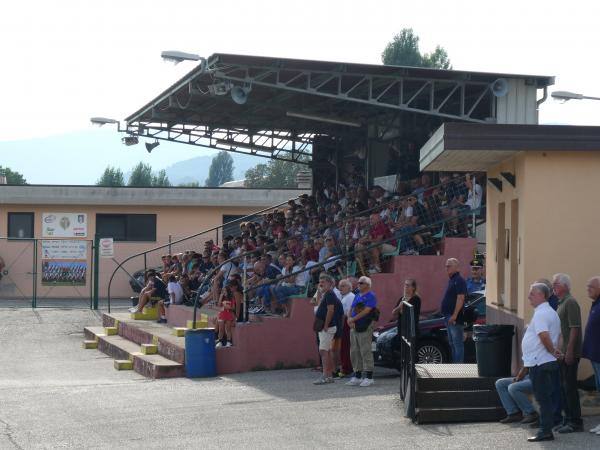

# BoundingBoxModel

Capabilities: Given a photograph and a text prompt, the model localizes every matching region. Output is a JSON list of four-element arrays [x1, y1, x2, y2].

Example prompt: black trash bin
[[473, 324, 514, 377]]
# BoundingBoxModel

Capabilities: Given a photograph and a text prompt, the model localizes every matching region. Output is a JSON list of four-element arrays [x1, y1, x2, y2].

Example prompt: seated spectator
[[130, 269, 167, 314], [355, 214, 396, 274], [272, 254, 309, 317], [157, 274, 185, 323], [495, 368, 538, 424]]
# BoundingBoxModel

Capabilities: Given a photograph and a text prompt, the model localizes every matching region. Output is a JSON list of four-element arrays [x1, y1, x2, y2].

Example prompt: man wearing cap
[[466, 257, 486, 294], [346, 276, 378, 387]]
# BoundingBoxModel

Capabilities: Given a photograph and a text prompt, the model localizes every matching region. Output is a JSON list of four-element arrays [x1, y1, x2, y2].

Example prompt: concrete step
[[416, 406, 505, 424], [416, 390, 501, 409], [86, 328, 184, 379]]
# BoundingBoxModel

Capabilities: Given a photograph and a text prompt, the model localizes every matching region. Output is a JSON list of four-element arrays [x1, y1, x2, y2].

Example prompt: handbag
[[313, 317, 325, 332]]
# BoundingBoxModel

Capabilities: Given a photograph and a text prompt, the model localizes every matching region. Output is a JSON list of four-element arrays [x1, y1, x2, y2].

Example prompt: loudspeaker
[[491, 78, 509, 97], [231, 86, 251, 105], [145, 140, 160, 153]]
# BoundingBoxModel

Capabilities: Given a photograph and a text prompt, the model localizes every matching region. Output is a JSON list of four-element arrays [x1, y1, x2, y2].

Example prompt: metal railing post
[[93, 234, 100, 310]]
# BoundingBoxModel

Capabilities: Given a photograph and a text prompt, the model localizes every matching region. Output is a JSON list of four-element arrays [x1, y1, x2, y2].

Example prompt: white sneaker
[[591, 424, 600, 433], [215, 342, 223, 348], [359, 378, 375, 387], [129, 307, 138, 313], [225, 342, 232, 347], [345, 377, 361, 386]]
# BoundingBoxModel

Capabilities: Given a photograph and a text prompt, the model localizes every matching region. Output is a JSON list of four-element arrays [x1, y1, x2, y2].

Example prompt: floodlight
[[161, 50, 202, 64], [551, 91, 600, 102], [122, 136, 139, 146], [90, 117, 118, 126]]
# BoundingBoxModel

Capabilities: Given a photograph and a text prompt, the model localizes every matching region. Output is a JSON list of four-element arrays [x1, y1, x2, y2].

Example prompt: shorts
[[318, 326, 337, 351], [380, 243, 396, 254], [218, 310, 235, 322]]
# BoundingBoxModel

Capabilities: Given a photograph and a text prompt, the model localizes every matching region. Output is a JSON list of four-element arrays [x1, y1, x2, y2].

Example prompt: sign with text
[[99, 238, 114, 258], [41, 240, 88, 260], [42, 213, 87, 238]]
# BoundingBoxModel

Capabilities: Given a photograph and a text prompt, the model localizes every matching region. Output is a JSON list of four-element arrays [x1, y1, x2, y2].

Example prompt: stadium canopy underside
[[123, 53, 554, 184]]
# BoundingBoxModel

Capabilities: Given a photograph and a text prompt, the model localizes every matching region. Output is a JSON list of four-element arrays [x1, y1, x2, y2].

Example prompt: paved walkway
[[0, 307, 598, 449]]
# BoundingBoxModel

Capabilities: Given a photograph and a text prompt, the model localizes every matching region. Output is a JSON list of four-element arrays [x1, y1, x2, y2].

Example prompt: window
[[96, 214, 156, 242], [8, 212, 34, 239]]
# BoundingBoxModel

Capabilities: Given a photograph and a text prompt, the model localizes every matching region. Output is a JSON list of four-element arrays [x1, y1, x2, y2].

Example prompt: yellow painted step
[[82, 340, 97, 349], [130, 304, 160, 320], [173, 327, 187, 337], [141, 343, 158, 355], [186, 315, 209, 329], [114, 359, 133, 370], [104, 326, 118, 336]]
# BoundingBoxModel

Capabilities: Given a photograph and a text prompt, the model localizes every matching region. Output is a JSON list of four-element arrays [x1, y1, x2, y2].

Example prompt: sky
[[1, 0, 600, 183]]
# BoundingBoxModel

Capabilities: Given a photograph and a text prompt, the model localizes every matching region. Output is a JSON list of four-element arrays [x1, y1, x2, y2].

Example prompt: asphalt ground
[[0, 306, 598, 450]]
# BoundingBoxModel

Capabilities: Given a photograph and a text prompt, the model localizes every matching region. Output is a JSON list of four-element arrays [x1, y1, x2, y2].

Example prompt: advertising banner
[[42, 213, 87, 238], [99, 238, 114, 258], [41, 240, 87, 260]]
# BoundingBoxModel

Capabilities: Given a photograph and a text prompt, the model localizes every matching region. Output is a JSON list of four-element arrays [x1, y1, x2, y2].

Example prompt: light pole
[[551, 90, 600, 102]]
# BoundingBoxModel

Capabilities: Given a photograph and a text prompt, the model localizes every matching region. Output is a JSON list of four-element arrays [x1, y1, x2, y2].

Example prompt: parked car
[[373, 291, 486, 368]]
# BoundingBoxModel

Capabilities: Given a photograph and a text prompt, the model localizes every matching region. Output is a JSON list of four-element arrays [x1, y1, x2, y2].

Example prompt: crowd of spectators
[[131, 172, 484, 344]]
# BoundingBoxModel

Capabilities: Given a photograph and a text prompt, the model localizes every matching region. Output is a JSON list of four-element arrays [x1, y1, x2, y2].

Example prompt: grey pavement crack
[[0, 417, 24, 450]]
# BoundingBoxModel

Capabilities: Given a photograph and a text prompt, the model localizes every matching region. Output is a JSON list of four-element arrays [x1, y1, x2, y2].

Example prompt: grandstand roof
[[123, 53, 554, 163]]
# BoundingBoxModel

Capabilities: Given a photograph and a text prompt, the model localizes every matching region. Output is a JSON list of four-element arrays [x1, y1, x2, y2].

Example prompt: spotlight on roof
[[90, 117, 118, 127], [122, 136, 139, 146], [145, 140, 160, 153]]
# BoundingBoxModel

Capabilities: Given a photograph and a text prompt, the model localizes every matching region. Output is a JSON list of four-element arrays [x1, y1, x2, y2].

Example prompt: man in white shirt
[[523, 282, 562, 442]]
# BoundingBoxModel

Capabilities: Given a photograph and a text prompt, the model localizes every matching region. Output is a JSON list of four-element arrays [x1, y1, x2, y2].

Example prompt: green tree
[[152, 169, 171, 187], [178, 181, 200, 187], [382, 28, 452, 69], [96, 166, 125, 186], [244, 157, 308, 189], [0, 166, 27, 184], [205, 151, 234, 187], [127, 162, 153, 186]]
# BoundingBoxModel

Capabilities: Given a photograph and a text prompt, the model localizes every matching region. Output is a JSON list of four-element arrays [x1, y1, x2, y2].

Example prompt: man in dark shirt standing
[[313, 273, 344, 385], [582, 277, 600, 427], [441, 258, 467, 363]]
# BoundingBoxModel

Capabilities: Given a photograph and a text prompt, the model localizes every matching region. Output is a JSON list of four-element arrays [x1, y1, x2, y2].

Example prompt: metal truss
[[207, 60, 496, 123], [125, 122, 313, 164]]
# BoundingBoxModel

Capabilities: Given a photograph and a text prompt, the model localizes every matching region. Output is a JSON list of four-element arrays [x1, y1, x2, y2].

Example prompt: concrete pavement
[[0, 306, 598, 449]]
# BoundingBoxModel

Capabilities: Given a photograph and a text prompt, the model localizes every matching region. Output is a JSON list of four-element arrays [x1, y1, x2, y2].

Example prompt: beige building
[[421, 123, 600, 379], [0, 185, 306, 301]]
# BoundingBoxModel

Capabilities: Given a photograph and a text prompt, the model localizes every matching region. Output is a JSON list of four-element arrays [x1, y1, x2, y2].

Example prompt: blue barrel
[[185, 328, 216, 377]]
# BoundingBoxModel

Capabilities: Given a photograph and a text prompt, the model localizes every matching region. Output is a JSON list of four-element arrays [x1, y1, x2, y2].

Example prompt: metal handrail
[[106, 194, 304, 312], [399, 300, 417, 421]]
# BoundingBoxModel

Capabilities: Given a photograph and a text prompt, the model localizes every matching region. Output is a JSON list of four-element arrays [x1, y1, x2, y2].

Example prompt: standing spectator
[[466, 257, 486, 294], [338, 279, 355, 376], [313, 274, 343, 385], [582, 276, 600, 435], [392, 278, 421, 338], [524, 283, 561, 442], [552, 273, 583, 433], [346, 276, 378, 387], [440, 258, 467, 363]]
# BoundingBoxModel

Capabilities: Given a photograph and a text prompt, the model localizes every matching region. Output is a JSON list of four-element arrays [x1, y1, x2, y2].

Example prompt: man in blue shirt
[[346, 276, 378, 387], [466, 257, 486, 294], [582, 277, 600, 428], [441, 258, 467, 363]]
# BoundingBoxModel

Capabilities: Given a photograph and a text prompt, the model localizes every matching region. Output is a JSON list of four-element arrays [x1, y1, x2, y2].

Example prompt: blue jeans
[[257, 285, 273, 307], [396, 225, 418, 252], [592, 361, 600, 390], [444, 318, 464, 363], [495, 376, 536, 415], [273, 285, 302, 304], [529, 361, 559, 435]]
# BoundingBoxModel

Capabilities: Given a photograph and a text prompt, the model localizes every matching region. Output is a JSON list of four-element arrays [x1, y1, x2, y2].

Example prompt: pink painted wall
[[372, 237, 477, 324]]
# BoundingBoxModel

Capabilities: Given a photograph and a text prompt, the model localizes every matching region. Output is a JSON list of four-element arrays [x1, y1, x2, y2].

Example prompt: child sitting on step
[[216, 285, 236, 347]]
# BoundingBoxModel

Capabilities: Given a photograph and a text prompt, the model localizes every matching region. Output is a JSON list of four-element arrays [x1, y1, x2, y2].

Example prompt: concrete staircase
[[414, 364, 504, 424]]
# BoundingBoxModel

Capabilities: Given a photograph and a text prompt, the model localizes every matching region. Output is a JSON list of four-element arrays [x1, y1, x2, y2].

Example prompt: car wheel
[[416, 340, 448, 364]]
